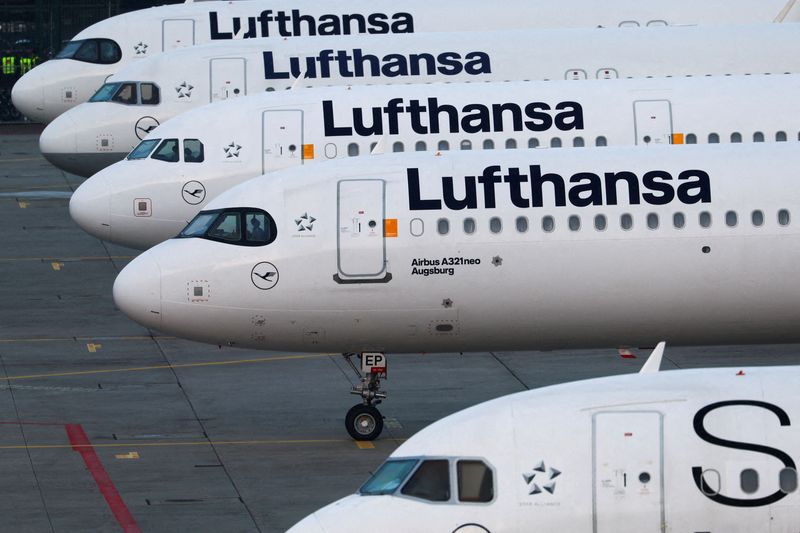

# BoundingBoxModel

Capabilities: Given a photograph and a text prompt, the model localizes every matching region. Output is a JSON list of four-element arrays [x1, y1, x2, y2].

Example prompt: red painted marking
[[737, 370, 746, 376], [620, 353, 637, 359], [624, 432, 633, 437], [65, 424, 141, 533]]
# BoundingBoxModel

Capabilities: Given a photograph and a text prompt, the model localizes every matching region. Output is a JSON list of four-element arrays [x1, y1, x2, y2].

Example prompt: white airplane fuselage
[[70, 73, 800, 249], [287, 366, 800, 532], [42, 22, 800, 176], [17, 0, 786, 124], [113, 144, 800, 353]]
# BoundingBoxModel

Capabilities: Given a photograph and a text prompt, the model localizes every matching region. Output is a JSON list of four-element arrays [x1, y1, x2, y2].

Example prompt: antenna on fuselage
[[639, 341, 666, 374]]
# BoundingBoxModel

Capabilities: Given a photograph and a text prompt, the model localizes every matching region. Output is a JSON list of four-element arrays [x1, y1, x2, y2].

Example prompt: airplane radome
[[15, 0, 786, 124], [286, 362, 800, 532], [113, 144, 800, 439], [72, 74, 800, 249], [41, 22, 800, 177]]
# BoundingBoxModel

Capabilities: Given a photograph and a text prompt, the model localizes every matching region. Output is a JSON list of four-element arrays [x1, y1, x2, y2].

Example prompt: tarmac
[[2, 123, 800, 532]]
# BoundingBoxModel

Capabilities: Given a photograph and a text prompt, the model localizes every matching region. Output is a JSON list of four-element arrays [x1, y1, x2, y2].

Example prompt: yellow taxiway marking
[[115, 451, 140, 460], [0, 438, 352, 451], [355, 441, 375, 450], [2, 353, 336, 381], [0, 255, 135, 264], [51, 262, 63, 271], [17, 200, 28, 209], [86, 343, 102, 353]]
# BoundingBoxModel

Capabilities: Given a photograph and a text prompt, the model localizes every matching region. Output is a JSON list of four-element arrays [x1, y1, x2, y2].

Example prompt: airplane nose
[[113, 253, 162, 331], [69, 176, 111, 241], [285, 513, 328, 533], [11, 71, 46, 123], [40, 114, 80, 173]]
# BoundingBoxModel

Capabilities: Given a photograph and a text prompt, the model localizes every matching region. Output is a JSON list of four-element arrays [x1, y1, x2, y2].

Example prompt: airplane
[[40, 22, 800, 176], [16, 0, 787, 124], [112, 143, 800, 439], [286, 353, 800, 532], [70, 73, 800, 249]]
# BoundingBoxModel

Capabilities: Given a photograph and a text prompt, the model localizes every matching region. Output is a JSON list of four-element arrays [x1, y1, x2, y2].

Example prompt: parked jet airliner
[[113, 144, 800, 438], [287, 358, 800, 531], [15, 0, 781, 124], [70, 74, 800, 249], [40, 23, 800, 176]]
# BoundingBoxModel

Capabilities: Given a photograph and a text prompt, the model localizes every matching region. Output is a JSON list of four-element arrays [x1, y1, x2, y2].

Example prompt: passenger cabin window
[[673, 212, 686, 229], [542, 216, 555, 233], [151, 139, 180, 162], [594, 214, 607, 231], [780, 468, 798, 494], [347, 143, 359, 157], [740, 469, 759, 494], [56, 38, 121, 64], [699, 211, 712, 228], [505, 139, 517, 149], [568, 215, 580, 231], [752, 210, 765, 227], [777, 131, 788, 142], [528, 138, 539, 148], [647, 213, 659, 230], [127, 138, 160, 160], [393, 142, 404, 153], [779, 209, 791, 226], [686, 134, 697, 144], [401, 460, 450, 502], [460, 140, 472, 151], [753, 132, 765, 143], [463, 218, 476, 235], [489, 217, 502, 233], [457, 461, 493, 503], [550, 138, 562, 148], [515, 216, 529, 233], [595, 136, 607, 147], [573, 137, 585, 147], [438, 140, 450, 151], [708, 133, 720, 144], [483, 139, 495, 150], [725, 211, 738, 227], [731, 132, 742, 143], [183, 139, 204, 163], [178, 208, 277, 246], [415, 141, 426, 152], [437, 218, 450, 235], [359, 459, 418, 495], [621, 213, 633, 230]]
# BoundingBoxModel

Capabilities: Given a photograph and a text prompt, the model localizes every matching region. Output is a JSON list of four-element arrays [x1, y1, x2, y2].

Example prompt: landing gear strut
[[342, 352, 387, 441]]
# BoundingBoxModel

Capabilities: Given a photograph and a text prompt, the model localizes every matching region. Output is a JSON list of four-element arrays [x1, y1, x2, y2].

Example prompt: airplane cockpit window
[[90, 83, 120, 103], [359, 459, 419, 496], [127, 139, 160, 160], [141, 84, 160, 105], [55, 39, 121, 64], [151, 139, 180, 162], [401, 460, 451, 502], [177, 208, 277, 246], [183, 139, 204, 163], [111, 83, 137, 105], [457, 460, 494, 503]]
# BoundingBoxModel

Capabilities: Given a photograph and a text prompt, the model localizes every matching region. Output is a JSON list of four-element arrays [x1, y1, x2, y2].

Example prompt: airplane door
[[593, 412, 664, 533], [162, 19, 195, 51], [262, 110, 303, 173], [634, 100, 673, 145], [334, 179, 390, 284], [210, 58, 247, 102]]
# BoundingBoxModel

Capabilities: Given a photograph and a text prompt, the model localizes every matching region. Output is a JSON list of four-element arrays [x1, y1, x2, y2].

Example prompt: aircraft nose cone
[[11, 71, 46, 123], [113, 253, 162, 331], [285, 513, 328, 533], [40, 114, 81, 174], [69, 176, 110, 241]]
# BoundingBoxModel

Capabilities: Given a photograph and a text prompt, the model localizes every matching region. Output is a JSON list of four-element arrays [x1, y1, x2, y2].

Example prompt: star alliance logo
[[295, 212, 316, 231], [175, 82, 194, 98], [523, 461, 561, 495], [224, 142, 242, 158], [134, 42, 148, 55]]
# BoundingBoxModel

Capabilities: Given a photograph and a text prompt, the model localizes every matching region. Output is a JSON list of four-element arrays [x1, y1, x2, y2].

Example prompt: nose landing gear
[[342, 352, 387, 441]]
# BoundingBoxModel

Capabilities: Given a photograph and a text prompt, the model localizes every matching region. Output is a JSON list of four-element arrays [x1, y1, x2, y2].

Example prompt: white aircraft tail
[[370, 136, 387, 155], [639, 341, 666, 374]]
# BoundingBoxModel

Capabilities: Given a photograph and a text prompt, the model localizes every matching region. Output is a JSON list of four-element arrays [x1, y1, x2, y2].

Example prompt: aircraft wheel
[[345, 404, 383, 441]]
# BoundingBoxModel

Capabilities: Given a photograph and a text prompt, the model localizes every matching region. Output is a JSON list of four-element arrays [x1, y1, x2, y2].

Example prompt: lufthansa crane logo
[[181, 181, 206, 205], [251, 262, 279, 290], [135, 116, 160, 140]]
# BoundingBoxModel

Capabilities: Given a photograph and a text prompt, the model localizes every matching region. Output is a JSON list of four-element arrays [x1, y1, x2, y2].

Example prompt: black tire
[[345, 404, 383, 441]]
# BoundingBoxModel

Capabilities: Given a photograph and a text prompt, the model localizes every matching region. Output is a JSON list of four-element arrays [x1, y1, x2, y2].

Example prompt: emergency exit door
[[633, 100, 673, 145], [162, 19, 195, 51], [335, 179, 390, 283], [593, 412, 664, 533], [262, 110, 303, 173], [210, 58, 246, 102]]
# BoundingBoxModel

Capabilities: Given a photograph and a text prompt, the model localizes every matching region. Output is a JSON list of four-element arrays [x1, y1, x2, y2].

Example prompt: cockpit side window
[[183, 139, 204, 163], [359, 459, 419, 496], [90, 82, 121, 103], [178, 208, 277, 247], [151, 139, 180, 162], [111, 83, 138, 105], [55, 39, 121, 64], [401, 460, 451, 502], [457, 460, 493, 503], [127, 138, 160, 160], [140, 83, 160, 105]]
